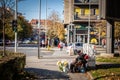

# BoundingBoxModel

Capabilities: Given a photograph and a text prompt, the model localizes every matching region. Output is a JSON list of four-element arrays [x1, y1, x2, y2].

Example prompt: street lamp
[[88, 1, 91, 44], [2, 3, 5, 56], [69, 0, 72, 43], [38, 0, 41, 59], [87, 0, 91, 54], [14, 0, 17, 53], [45, 1, 51, 49], [45, 0, 47, 48]]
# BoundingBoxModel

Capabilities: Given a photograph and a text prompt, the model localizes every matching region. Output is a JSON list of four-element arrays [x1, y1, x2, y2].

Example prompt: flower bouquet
[[56, 60, 69, 73]]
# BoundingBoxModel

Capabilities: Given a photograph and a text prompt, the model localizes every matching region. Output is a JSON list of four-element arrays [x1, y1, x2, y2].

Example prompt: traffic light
[[12, 20, 17, 32]]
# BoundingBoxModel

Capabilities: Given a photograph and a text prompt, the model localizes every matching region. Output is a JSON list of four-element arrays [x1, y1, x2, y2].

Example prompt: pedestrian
[[59, 41, 63, 51], [70, 50, 88, 72], [102, 38, 106, 48], [58, 43, 60, 48], [42, 40, 45, 47], [45, 39, 48, 48], [65, 41, 67, 47]]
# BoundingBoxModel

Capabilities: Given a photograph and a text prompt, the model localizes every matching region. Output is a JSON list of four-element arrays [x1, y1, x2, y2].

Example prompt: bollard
[[47, 45, 50, 50]]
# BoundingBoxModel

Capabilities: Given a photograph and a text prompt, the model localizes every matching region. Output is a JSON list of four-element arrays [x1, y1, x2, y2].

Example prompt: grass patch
[[89, 57, 120, 80], [96, 57, 120, 63], [90, 68, 120, 80]]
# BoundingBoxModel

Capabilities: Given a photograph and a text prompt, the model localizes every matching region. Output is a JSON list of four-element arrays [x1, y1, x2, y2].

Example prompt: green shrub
[[0, 50, 26, 80]]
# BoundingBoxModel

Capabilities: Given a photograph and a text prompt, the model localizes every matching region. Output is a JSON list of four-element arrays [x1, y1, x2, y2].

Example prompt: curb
[[86, 72, 94, 80]]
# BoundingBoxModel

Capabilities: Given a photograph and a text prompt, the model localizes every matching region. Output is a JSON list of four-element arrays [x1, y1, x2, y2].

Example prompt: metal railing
[[83, 43, 96, 67]]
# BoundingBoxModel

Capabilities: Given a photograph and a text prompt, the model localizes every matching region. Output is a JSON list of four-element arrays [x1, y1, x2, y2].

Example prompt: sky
[[18, 0, 64, 21]]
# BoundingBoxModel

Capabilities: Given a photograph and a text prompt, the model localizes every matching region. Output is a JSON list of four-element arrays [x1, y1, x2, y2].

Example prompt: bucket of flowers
[[56, 60, 69, 73]]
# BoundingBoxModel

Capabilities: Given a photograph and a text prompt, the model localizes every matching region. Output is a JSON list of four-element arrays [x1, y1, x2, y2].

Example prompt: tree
[[0, 0, 29, 40], [0, 1, 14, 40], [57, 23, 65, 41], [17, 16, 32, 40], [0, 0, 24, 8], [115, 21, 120, 50], [94, 20, 107, 45], [47, 10, 65, 41], [114, 21, 120, 40], [94, 20, 107, 38]]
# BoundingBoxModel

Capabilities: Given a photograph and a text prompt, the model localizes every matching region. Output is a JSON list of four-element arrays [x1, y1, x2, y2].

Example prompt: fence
[[83, 43, 96, 67]]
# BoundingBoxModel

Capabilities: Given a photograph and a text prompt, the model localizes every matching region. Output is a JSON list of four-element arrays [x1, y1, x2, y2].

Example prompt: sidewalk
[[25, 47, 90, 80]]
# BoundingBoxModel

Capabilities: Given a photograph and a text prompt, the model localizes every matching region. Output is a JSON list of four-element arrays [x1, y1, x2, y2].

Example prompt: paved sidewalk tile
[[25, 47, 90, 80]]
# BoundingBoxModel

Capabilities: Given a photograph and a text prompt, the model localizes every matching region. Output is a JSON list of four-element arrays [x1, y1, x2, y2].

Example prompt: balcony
[[74, 0, 99, 3], [74, 15, 100, 22], [75, 15, 98, 19], [74, 0, 99, 5]]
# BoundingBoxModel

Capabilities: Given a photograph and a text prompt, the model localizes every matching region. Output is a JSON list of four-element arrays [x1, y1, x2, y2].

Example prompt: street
[[0, 44, 53, 56], [5, 47, 53, 56], [0, 44, 90, 80]]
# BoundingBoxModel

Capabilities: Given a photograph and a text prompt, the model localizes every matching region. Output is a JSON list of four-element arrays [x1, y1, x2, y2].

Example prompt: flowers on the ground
[[56, 60, 69, 73]]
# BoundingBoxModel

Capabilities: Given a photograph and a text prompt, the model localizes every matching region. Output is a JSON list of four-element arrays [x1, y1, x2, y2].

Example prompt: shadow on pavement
[[25, 68, 70, 80], [96, 63, 120, 69], [87, 63, 120, 71]]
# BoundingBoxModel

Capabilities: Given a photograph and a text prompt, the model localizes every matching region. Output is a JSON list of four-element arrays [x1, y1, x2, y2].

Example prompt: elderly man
[[70, 50, 88, 72]]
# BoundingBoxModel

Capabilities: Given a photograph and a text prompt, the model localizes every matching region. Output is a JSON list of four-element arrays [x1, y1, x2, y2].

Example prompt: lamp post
[[88, 1, 91, 44], [87, 0, 91, 54], [14, 0, 17, 53], [38, 0, 41, 59], [2, 3, 5, 56], [69, 0, 72, 43], [45, 0, 47, 48]]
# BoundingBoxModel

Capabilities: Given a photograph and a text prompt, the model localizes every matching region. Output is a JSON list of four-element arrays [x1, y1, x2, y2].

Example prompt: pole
[[88, 1, 90, 44], [14, 0, 17, 53], [69, 0, 72, 43], [70, 25, 72, 43], [87, 1, 91, 54], [45, 0, 47, 47], [67, 25, 69, 44], [38, 0, 41, 59], [3, 3, 5, 56], [99, 28, 101, 45]]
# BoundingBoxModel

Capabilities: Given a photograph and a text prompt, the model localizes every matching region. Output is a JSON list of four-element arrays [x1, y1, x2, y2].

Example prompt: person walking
[[41, 40, 45, 47], [59, 41, 63, 51], [102, 38, 106, 48]]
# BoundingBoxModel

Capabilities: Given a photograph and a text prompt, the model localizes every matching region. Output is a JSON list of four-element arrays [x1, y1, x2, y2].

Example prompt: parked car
[[5, 40, 11, 45], [66, 42, 83, 55], [72, 42, 83, 54], [0, 39, 2, 46], [22, 40, 30, 44], [0, 39, 11, 45]]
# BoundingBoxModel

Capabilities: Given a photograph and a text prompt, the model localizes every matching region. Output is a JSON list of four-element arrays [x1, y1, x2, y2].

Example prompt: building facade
[[64, 0, 101, 44]]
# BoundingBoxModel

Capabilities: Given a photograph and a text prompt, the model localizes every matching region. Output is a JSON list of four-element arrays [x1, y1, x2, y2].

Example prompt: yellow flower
[[57, 60, 69, 72], [63, 61, 68, 66], [56, 61, 61, 66]]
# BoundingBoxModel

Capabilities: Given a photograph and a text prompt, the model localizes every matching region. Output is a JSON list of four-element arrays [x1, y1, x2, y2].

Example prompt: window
[[91, 9, 95, 15], [81, 9, 85, 15], [75, 12, 79, 18]]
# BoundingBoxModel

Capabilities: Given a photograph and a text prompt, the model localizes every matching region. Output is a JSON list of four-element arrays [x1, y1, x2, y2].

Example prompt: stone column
[[106, 20, 114, 53], [67, 25, 70, 44]]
